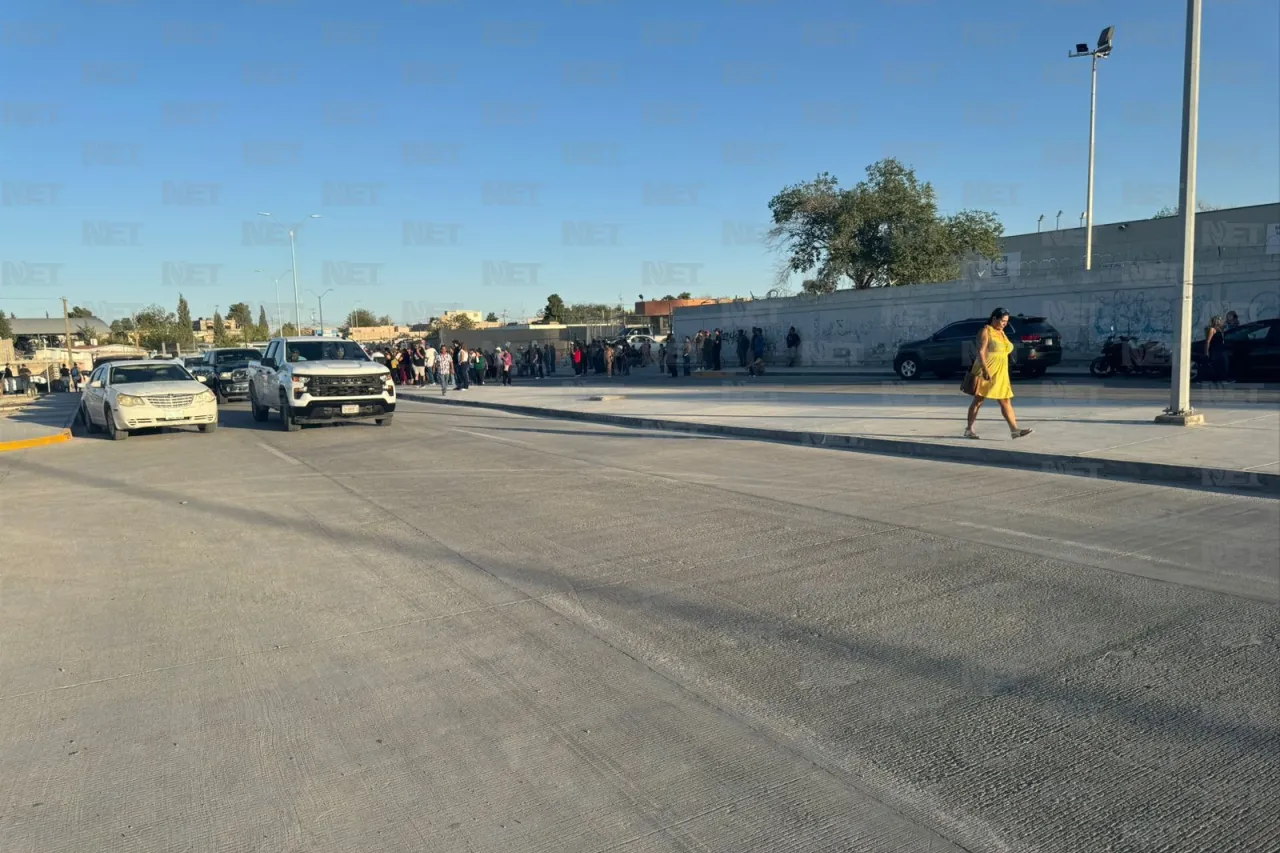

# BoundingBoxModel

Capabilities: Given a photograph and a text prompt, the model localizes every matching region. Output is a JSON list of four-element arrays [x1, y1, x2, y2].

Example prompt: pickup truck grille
[[308, 376, 384, 398], [145, 393, 195, 408]]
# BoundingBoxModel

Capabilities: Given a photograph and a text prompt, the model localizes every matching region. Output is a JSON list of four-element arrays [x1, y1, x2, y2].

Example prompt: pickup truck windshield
[[284, 340, 370, 362], [214, 349, 262, 363]]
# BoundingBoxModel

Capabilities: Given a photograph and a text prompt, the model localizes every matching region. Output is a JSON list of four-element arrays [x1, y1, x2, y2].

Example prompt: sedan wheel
[[895, 357, 920, 380], [80, 403, 100, 434], [105, 405, 128, 441]]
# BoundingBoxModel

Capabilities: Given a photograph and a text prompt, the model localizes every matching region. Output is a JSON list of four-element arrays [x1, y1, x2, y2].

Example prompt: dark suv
[[193, 347, 263, 401], [894, 315, 1063, 380]]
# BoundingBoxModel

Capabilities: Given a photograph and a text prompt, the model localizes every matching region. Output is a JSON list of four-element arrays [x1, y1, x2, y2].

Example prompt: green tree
[[768, 158, 1003, 290], [75, 322, 98, 344], [541, 293, 566, 323], [108, 317, 136, 344], [346, 308, 378, 327], [1153, 200, 1221, 219], [68, 305, 95, 319], [280, 322, 298, 336], [485, 312, 499, 322], [561, 303, 622, 323], [212, 311, 228, 346], [376, 314, 394, 326], [0, 309, 12, 340], [257, 306, 269, 338], [132, 305, 181, 350], [175, 294, 195, 347], [677, 292, 692, 299], [452, 314, 475, 330]]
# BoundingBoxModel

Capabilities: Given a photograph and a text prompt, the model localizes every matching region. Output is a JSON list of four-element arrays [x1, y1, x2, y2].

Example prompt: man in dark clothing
[[786, 326, 801, 367], [712, 330, 723, 371], [736, 330, 750, 367]]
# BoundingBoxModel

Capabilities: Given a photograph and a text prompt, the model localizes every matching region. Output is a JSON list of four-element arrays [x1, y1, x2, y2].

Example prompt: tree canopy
[[541, 294, 566, 324], [346, 308, 379, 327], [767, 158, 1003, 292], [485, 312, 499, 323], [68, 305, 95, 319], [0, 310, 12, 339]]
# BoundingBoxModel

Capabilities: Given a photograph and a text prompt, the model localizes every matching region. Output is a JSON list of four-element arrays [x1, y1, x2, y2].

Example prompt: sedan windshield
[[285, 340, 370, 362], [110, 364, 193, 384], [215, 349, 261, 363]]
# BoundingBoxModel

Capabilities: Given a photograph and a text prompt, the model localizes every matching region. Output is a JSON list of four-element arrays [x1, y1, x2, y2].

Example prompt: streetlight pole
[[309, 289, 333, 336], [1070, 27, 1114, 272], [258, 212, 321, 334], [254, 268, 291, 336], [1158, 0, 1205, 425]]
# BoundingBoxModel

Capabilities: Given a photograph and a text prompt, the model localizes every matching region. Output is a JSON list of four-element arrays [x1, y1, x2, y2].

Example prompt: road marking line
[[254, 441, 303, 465], [452, 427, 532, 448], [950, 520, 1184, 566]]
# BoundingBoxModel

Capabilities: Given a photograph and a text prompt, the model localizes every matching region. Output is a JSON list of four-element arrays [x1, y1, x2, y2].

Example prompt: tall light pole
[[254, 267, 292, 336], [309, 288, 333, 336], [1157, 0, 1205, 426], [1070, 26, 1114, 271], [258, 212, 321, 333]]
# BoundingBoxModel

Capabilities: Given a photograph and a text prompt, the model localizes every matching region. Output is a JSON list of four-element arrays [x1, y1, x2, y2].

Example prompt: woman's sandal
[[963, 428, 980, 440], [1011, 428, 1033, 439]]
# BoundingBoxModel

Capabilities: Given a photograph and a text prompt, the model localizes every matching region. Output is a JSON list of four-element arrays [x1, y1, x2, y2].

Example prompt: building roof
[[7, 317, 111, 336]]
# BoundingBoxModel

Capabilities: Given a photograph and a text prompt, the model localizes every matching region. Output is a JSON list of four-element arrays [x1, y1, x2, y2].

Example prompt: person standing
[[712, 329, 723, 371], [752, 327, 765, 365], [424, 342, 438, 385], [666, 342, 679, 378], [436, 345, 453, 395], [501, 348, 513, 385], [2, 364, 14, 395], [604, 343, 615, 377], [70, 363, 82, 392], [682, 336, 692, 376], [59, 364, 72, 392], [410, 345, 426, 386], [965, 307, 1032, 440], [455, 342, 470, 390], [571, 344, 583, 375], [786, 326, 801, 367], [1205, 315, 1229, 384], [472, 349, 486, 386], [546, 342, 557, 374]]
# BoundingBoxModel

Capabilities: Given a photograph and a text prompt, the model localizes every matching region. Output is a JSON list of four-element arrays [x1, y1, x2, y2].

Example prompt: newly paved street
[[1, 400, 1277, 852]]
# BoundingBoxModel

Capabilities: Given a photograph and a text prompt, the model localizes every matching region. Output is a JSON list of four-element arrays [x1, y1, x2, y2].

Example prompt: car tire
[[895, 356, 920, 380], [199, 422, 218, 433], [1089, 357, 1113, 378], [375, 414, 393, 426], [104, 405, 128, 441], [80, 402, 100, 434], [279, 393, 301, 432], [249, 387, 269, 422]]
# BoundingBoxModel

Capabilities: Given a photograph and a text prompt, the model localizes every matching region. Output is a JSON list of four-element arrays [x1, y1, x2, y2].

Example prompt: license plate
[[161, 413, 188, 421], [341, 404, 359, 415]]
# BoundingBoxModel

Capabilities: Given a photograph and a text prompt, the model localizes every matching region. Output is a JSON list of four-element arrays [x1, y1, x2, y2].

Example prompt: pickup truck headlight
[[383, 376, 395, 393], [117, 393, 144, 407], [195, 390, 215, 404], [219, 372, 233, 380]]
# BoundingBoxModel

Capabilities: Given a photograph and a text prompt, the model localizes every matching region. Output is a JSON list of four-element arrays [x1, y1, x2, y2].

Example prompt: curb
[[401, 392, 1280, 498], [0, 429, 72, 454]]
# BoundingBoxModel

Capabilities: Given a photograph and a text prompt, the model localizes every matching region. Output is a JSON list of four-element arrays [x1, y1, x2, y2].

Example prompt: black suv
[[193, 347, 263, 401], [894, 315, 1063, 380]]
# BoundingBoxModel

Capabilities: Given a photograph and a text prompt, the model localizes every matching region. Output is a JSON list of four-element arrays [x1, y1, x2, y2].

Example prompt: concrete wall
[[672, 256, 1280, 367]]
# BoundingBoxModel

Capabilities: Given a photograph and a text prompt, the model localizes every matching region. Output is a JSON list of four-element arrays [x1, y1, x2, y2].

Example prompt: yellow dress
[[973, 328, 1014, 400]]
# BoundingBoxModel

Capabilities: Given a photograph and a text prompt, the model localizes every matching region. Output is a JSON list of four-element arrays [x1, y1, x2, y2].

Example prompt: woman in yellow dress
[[965, 308, 1033, 440]]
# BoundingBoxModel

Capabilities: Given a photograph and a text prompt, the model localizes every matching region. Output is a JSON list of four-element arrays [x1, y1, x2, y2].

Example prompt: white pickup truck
[[248, 336, 396, 431]]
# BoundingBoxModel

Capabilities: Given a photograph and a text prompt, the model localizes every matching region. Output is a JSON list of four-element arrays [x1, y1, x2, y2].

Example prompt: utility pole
[[61, 297, 74, 376], [1157, 0, 1205, 426]]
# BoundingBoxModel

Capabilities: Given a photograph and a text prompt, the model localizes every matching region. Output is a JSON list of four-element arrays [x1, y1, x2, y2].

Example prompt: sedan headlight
[[117, 393, 145, 407], [195, 390, 215, 404]]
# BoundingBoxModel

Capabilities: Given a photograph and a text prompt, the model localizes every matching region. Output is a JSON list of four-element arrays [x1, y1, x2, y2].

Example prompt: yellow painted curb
[[0, 429, 73, 453]]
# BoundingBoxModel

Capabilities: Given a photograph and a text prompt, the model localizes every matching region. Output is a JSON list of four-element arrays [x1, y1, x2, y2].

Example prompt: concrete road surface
[[1, 400, 1277, 853]]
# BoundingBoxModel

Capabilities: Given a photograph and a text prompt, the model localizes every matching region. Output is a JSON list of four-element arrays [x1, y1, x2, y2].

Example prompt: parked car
[[79, 358, 218, 440], [249, 336, 395, 431], [1190, 318, 1280, 382], [894, 315, 1063, 380], [191, 347, 263, 402]]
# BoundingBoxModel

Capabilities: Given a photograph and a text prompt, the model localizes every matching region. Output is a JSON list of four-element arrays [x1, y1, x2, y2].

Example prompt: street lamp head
[[308, 214, 322, 219], [1096, 25, 1114, 56], [257, 211, 272, 217]]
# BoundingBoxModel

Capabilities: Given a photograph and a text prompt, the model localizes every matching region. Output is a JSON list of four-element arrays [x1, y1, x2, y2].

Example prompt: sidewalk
[[0, 393, 79, 452], [401, 381, 1280, 497]]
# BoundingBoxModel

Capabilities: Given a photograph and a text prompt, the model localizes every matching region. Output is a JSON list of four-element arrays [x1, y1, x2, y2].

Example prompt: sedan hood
[[115, 380, 209, 396], [289, 360, 389, 377]]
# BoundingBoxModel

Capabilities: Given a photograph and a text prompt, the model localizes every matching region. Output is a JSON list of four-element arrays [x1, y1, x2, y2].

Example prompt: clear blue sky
[[3, 0, 1277, 326]]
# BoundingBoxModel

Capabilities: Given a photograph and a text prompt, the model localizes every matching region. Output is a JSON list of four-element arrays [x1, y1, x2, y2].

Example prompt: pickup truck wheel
[[375, 414, 393, 426], [105, 405, 128, 441], [249, 387, 270, 422], [279, 393, 301, 432]]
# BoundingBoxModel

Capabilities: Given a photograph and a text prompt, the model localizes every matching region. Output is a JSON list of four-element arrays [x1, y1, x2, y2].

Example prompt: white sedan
[[79, 359, 218, 440]]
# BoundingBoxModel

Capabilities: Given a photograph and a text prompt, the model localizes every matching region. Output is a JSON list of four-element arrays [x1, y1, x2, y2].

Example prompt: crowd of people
[[357, 327, 801, 393]]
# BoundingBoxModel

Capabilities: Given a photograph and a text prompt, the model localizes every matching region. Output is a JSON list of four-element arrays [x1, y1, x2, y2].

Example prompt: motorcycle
[[1089, 330, 1173, 377]]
